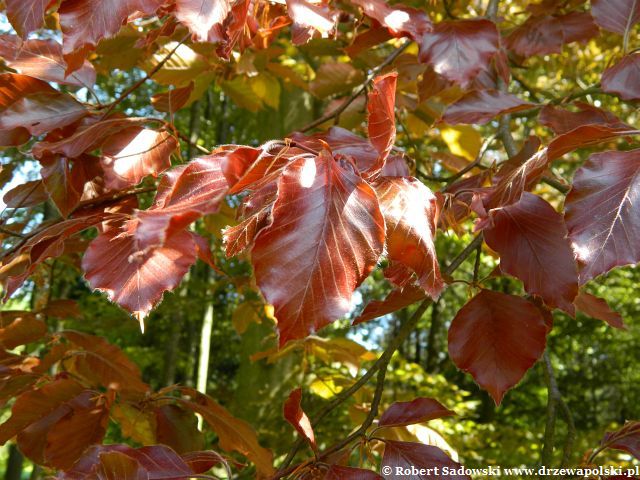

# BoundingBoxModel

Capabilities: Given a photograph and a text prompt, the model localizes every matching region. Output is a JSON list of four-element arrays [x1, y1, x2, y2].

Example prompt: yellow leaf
[[232, 302, 261, 335], [310, 378, 343, 399], [250, 73, 281, 110], [111, 404, 156, 445], [440, 125, 481, 161]]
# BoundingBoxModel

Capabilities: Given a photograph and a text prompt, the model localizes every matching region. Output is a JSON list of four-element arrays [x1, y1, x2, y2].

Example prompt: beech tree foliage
[[0, 0, 639, 478]]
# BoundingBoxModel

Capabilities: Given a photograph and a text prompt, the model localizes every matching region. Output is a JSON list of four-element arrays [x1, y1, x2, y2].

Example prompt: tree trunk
[[4, 444, 23, 480], [425, 301, 442, 372]]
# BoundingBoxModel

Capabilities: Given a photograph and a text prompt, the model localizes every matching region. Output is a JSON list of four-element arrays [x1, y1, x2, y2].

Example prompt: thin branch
[[99, 33, 190, 118], [442, 134, 496, 184], [177, 131, 210, 155], [0, 226, 25, 238], [273, 233, 484, 478], [298, 40, 412, 133]]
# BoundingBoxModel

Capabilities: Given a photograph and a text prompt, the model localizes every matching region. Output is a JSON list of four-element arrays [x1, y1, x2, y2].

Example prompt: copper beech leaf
[[538, 103, 630, 135], [100, 128, 177, 190], [379, 398, 454, 428], [482, 193, 578, 314], [505, 12, 598, 58], [418, 19, 499, 88], [448, 290, 547, 405], [61, 330, 150, 396], [151, 83, 195, 113], [591, 0, 640, 35], [178, 387, 274, 476], [601, 53, 640, 101], [574, 291, 626, 330], [381, 441, 470, 480], [324, 465, 383, 479], [366, 72, 397, 175], [82, 225, 202, 325], [59, 444, 224, 479], [351, 0, 432, 41], [374, 177, 444, 300], [0, 312, 47, 349], [565, 148, 640, 284], [0, 36, 96, 87], [251, 150, 385, 345], [354, 284, 425, 325], [174, 0, 231, 43], [283, 388, 316, 449], [286, 0, 338, 45], [601, 422, 640, 460], [443, 89, 534, 125], [58, 0, 164, 56], [6, 0, 52, 39]]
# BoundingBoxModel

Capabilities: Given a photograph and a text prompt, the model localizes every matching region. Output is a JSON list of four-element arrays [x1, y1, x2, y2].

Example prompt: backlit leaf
[[6, 0, 51, 39], [251, 150, 385, 345], [374, 177, 444, 299], [283, 388, 316, 449], [591, 0, 640, 35], [418, 19, 499, 88], [564, 148, 640, 284], [366, 72, 397, 175]]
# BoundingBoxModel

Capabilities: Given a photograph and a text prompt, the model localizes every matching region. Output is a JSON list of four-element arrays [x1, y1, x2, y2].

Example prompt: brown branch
[[298, 40, 412, 133], [540, 350, 559, 469], [485, 0, 500, 19], [99, 33, 191, 118], [273, 233, 484, 478], [0, 226, 25, 238]]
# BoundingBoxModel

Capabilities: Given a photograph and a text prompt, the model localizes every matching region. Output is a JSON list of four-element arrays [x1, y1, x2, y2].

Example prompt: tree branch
[[273, 233, 484, 478], [298, 40, 412, 133], [99, 33, 190, 118]]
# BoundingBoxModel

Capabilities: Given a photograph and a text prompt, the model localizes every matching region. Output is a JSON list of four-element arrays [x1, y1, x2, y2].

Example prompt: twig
[[0, 226, 25, 238], [273, 233, 484, 478], [442, 134, 496, 184], [99, 34, 190, 118], [298, 40, 412, 133], [177, 131, 210, 155]]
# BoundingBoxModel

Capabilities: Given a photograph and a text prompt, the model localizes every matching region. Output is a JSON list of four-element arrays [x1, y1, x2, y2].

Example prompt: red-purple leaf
[[5, 0, 52, 39], [351, 0, 432, 41], [547, 124, 640, 161], [382, 440, 470, 480], [101, 128, 177, 190], [174, 0, 231, 43], [354, 284, 425, 325], [59, 444, 222, 480], [601, 53, 640, 101], [324, 465, 383, 480], [251, 150, 385, 345], [0, 92, 87, 137], [286, 0, 338, 45], [448, 290, 547, 405], [418, 19, 499, 88], [601, 422, 640, 460], [482, 193, 578, 314], [443, 89, 534, 125], [538, 103, 630, 135], [39, 155, 91, 218], [82, 225, 200, 324], [505, 12, 598, 58], [0, 36, 96, 87], [366, 72, 397, 175], [591, 0, 640, 35], [564, 148, 640, 284], [59, 0, 164, 56], [574, 290, 626, 329], [374, 177, 444, 299], [379, 397, 454, 428], [283, 388, 316, 449], [223, 202, 273, 257]]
